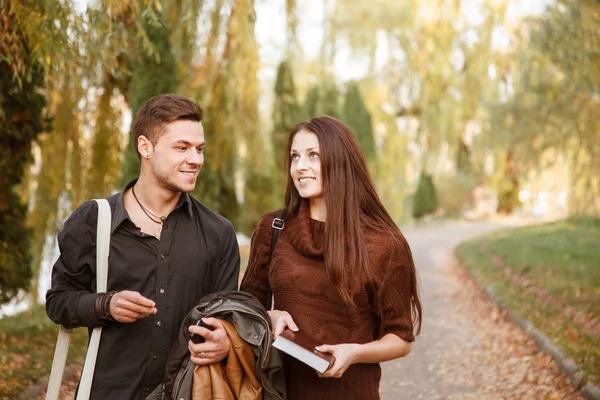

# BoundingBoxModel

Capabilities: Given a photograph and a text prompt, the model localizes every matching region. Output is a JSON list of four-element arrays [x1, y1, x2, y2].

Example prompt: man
[[46, 94, 240, 399]]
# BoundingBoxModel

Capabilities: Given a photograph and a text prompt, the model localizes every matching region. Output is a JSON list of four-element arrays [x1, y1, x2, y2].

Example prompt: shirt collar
[[111, 179, 194, 233]]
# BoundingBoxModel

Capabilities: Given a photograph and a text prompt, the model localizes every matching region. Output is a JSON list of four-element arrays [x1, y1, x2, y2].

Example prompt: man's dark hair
[[132, 94, 204, 159]]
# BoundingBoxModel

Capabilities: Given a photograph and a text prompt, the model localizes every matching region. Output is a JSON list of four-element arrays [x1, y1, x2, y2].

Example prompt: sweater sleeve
[[239, 213, 276, 307], [376, 236, 416, 343]]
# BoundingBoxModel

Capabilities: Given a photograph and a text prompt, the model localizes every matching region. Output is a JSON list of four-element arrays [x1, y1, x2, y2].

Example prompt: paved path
[[379, 219, 582, 399]]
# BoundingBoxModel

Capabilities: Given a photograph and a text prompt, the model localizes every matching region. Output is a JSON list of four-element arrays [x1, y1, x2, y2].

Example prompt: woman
[[240, 116, 422, 400]]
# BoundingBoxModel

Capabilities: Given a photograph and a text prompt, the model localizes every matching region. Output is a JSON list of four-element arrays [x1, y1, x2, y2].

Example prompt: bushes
[[412, 172, 438, 219]]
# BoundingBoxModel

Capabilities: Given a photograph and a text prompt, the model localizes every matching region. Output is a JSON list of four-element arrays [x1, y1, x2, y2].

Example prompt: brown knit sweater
[[240, 201, 416, 400]]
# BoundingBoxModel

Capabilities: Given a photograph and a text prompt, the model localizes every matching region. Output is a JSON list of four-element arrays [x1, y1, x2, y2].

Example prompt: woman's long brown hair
[[284, 116, 422, 335]]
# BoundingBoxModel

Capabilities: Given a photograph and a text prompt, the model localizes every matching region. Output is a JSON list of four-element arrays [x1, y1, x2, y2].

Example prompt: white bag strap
[[46, 199, 111, 400]]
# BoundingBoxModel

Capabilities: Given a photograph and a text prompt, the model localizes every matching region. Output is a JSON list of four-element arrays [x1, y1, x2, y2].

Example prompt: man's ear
[[138, 135, 153, 159]]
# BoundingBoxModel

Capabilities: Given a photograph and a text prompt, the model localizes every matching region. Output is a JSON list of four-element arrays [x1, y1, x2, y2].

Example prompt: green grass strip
[[456, 216, 600, 386]]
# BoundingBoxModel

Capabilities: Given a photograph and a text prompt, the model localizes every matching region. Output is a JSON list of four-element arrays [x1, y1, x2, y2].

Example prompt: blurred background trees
[[0, 0, 598, 305]]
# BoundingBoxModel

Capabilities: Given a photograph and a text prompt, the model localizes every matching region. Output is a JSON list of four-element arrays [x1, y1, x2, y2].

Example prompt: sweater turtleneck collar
[[286, 199, 325, 258]]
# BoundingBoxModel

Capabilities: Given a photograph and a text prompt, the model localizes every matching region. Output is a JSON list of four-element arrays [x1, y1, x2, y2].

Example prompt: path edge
[[454, 251, 600, 400]]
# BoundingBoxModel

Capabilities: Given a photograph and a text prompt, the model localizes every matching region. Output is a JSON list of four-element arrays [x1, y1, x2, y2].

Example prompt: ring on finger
[[200, 352, 205, 359]]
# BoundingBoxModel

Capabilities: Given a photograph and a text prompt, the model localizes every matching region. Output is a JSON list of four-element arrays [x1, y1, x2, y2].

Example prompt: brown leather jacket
[[191, 319, 261, 400], [147, 291, 285, 400]]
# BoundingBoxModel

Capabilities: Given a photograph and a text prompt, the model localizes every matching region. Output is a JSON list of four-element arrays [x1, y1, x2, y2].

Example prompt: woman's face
[[290, 130, 322, 201]]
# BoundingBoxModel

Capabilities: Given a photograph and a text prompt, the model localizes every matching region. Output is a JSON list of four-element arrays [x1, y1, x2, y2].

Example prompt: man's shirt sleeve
[[46, 201, 105, 328], [211, 219, 241, 293]]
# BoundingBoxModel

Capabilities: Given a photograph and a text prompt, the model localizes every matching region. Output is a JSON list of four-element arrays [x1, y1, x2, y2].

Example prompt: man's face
[[149, 120, 205, 193]]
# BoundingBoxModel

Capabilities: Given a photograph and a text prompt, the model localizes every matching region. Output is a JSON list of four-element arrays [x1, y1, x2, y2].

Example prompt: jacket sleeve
[[45, 201, 105, 329], [210, 219, 241, 293], [239, 214, 273, 306]]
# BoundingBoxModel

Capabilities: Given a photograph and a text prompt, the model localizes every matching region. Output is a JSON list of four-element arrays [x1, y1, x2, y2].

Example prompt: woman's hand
[[315, 343, 361, 378], [267, 309, 298, 338]]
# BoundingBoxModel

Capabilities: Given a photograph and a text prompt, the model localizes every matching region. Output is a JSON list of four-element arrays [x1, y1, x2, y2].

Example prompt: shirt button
[[153, 355, 158, 360], [157, 321, 162, 327], [159, 288, 165, 294], [160, 254, 165, 259], [145, 388, 150, 392]]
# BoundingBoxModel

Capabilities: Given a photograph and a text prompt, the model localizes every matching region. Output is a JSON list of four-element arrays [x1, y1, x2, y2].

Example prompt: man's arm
[[45, 201, 106, 329], [210, 220, 240, 293]]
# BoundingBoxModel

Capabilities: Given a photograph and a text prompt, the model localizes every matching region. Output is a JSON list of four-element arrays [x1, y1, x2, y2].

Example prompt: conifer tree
[[412, 171, 438, 219], [271, 60, 304, 200], [342, 81, 377, 168], [305, 78, 341, 119]]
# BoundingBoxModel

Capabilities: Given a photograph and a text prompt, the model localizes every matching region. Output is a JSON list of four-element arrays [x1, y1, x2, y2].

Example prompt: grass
[[0, 304, 88, 399], [456, 215, 600, 386]]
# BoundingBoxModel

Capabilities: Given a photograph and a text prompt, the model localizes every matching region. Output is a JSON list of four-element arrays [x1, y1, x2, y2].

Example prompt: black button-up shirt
[[46, 180, 240, 399]]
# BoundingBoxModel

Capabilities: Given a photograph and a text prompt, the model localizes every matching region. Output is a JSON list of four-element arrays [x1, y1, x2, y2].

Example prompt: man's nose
[[187, 151, 203, 165]]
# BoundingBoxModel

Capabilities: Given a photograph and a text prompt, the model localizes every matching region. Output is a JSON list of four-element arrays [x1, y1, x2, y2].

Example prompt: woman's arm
[[239, 214, 276, 305], [315, 333, 412, 378]]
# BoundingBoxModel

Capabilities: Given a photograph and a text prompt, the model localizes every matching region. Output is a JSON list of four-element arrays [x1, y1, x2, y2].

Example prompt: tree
[[488, 0, 599, 215], [342, 81, 377, 168], [120, 14, 179, 187], [196, 0, 263, 225], [28, 78, 85, 303], [412, 172, 438, 219], [495, 152, 520, 214], [305, 78, 341, 118], [0, 1, 49, 302], [271, 60, 304, 201]]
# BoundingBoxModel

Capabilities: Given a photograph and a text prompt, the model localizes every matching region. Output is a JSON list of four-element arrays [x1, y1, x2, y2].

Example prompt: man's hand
[[109, 290, 157, 323], [188, 318, 230, 365]]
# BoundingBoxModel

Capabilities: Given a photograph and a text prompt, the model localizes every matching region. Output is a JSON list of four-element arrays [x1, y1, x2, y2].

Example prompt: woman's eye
[[291, 154, 299, 161], [310, 152, 319, 159]]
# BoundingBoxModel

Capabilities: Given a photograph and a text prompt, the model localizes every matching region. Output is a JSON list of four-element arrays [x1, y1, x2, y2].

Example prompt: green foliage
[[305, 78, 341, 118], [271, 60, 304, 200], [496, 174, 520, 214], [488, 0, 599, 215], [87, 80, 124, 198], [456, 217, 600, 384], [436, 175, 476, 218], [412, 171, 438, 219], [197, 0, 262, 225], [376, 128, 408, 223], [0, 6, 49, 303], [240, 1, 278, 233], [342, 81, 377, 167], [240, 167, 278, 235], [28, 81, 83, 303], [120, 15, 179, 187], [495, 152, 520, 214]]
